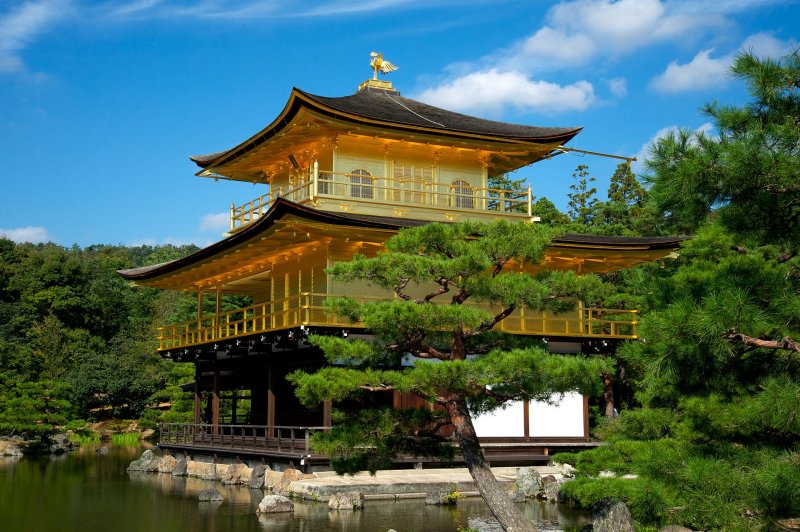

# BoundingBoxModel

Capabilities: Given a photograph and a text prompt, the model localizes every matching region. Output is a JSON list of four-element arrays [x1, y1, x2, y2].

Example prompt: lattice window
[[452, 180, 475, 209], [393, 163, 433, 204], [349, 169, 374, 199]]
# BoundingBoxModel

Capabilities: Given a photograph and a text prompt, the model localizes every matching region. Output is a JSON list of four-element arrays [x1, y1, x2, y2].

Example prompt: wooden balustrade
[[158, 423, 330, 456], [156, 292, 638, 350], [229, 166, 533, 231]]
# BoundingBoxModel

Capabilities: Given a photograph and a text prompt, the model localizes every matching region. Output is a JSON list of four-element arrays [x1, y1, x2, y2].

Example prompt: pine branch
[[464, 304, 517, 337], [724, 329, 800, 353], [393, 278, 421, 303], [423, 278, 450, 302]]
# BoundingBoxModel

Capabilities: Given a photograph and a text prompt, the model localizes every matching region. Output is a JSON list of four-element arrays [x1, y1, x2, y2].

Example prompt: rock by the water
[[773, 518, 800, 531], [425, 487, 459, 506], [517, 467, 542, 498], [328, 491, 365, 511], [96, 446, 109, 455], [249, 464, 269, 489], [509, 488, 527, 503], [127, 450, 157, 471], [172, 458, 188, 476], [660, 526, 696, 532], [157, 455, 178, 473], [198, 488, 224, 502], [47, 433, 75, 455], [257, 494, 294, 514], [186, 461, 217, 480], [220, 463, 251, 485], [542, 476, 561, 503], [143, 455, 164, 473], [0, 441, 23, 457], [593, 500, 635, 532], [275, 468, 302, 494]]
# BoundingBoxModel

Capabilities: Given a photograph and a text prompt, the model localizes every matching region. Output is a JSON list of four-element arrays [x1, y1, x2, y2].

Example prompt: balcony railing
[[159, 423, 330, 456], [157, 292, 638, 351], [229, 162, 533, 231]]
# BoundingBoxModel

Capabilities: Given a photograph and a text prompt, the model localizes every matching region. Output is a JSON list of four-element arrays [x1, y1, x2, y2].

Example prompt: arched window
[[451, 180, 474, 209], [350, 169, 374, 199]]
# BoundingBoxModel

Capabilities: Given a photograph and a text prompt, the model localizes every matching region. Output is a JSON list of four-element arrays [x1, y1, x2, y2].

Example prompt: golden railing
[[229, 161, 533, 231], [157, 292, 638, 351]]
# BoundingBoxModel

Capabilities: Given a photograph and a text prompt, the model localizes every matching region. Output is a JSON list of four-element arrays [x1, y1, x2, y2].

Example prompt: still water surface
[[0, 445, 591, 532]]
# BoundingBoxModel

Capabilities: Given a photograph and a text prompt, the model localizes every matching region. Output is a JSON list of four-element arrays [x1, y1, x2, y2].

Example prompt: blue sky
[[1, 0, 797, 247]]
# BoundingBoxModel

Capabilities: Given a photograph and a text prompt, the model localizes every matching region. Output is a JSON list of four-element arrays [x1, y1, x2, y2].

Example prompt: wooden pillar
[[523, 400, 530, 439], [583, 394, 590, 441], [231, 391, 238, 425], [216, 285, 222, 339], [193, 365, 202, 429], [322, 400, 332, 428], [267, 364, 276, 437], [212, 362, 220, 435]]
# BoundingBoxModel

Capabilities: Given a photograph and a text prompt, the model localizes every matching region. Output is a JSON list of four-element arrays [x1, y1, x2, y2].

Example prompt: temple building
[[119, 62, 682, 467]]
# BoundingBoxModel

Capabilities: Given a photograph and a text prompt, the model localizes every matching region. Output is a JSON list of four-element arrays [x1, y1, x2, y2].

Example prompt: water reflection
[[0, 445, 591, 532]]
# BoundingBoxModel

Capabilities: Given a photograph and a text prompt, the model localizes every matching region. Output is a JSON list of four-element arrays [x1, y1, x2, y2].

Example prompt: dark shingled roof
[[118, 199, 686, 282], [189, 87, 582, 169], [298, 87, 581, 142]]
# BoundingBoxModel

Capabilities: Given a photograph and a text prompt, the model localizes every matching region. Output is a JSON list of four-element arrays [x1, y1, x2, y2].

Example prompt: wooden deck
[[157, 423, 599, 466]]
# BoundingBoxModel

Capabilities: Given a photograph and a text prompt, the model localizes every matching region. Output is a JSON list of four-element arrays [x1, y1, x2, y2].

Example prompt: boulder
[[425, 487, 459, 506], [661, 526, 696, 532], [517, 467, 543, 498], [221, 463, 252, 485], [127, 450, 157, 471], [143, 456, 164, 473], [96, 446, 109, 455], [172, 458, 188, 476], [275, 468, 302, 494], [186, 461, 217, 481], [249, 464, 269, 489], [198, 488, 224, 502], [140, 429, 155, 440], [157, 455, 178, 473], [0, 441, 23, 457], [257, 494, 294, 514], [593, 500, 635, 532], [509, 488, 527, 503], [773, 518, 800, 531], [47, 433, 75, 455], [328, 491, 365, 511], [541, 476, 561, 503]]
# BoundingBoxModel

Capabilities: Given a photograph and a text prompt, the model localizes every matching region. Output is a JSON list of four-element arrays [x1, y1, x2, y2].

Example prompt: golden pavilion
[[119, 62, 682, 466]]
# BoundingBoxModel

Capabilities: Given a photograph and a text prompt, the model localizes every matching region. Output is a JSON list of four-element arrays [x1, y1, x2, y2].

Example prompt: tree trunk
[[445, 397, 537, 532], [602, 370, 615, 417]]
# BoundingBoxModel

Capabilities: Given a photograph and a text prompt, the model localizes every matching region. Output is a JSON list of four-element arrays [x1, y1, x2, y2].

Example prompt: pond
[[0, 444, 591, 531]]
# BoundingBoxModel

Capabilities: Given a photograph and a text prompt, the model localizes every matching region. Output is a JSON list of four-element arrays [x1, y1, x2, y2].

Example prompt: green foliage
[[567, 164, 599, 224], [564, 51, 800, 531], [0, 373, 76, 436], [291, 220, 614, 473], [0, 239, 200, 435]]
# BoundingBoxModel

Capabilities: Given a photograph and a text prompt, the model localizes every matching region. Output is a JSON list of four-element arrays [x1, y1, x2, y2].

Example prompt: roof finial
[[370, 52, 398, 80]]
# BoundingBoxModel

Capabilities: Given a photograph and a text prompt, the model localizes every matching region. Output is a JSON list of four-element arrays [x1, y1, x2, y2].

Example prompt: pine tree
[[289, 221, 610, 532], [567, 164, 599, 224]]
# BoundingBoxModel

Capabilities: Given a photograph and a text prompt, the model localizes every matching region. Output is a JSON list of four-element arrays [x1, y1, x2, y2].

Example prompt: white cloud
[[650, 32, 797, 93], [0, 0, 70, 74], [198, 212, 230, 233], [0, 226, 52, 243], [739, 31, 796, 58], [414, 0, 774, 115], [649, 49, 731, 93], [416, 69, 596, 115], [607, 77, 627, 98]]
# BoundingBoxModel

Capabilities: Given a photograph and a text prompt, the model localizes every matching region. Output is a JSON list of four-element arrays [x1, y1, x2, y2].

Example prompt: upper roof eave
[[118, 198, 686, 284], [189, 87, 583, 172]]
